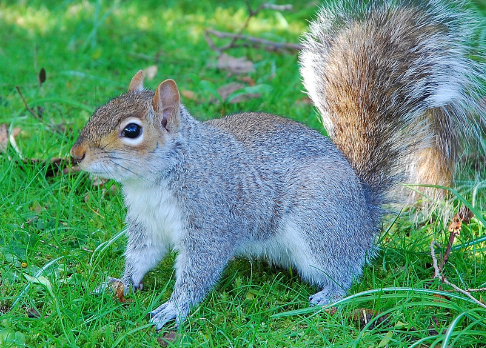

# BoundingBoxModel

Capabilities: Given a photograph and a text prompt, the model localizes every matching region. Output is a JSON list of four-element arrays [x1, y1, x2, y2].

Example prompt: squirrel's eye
[[122, 123, 142, 139]]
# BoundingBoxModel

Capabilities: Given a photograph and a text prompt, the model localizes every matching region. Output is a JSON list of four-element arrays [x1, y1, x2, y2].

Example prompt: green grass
[[1, 0, 486, 347]]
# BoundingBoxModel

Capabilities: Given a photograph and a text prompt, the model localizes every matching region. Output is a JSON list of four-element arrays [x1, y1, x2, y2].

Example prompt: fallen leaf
[[91, 175, 108, 187], [432, 293, 450, 301], [112, 280, 132, 303], [11, 127, 21, 138], [157, 332, 178, 347], [215, 83, 263, 104], [0, 124, 19, 154], [101, 184, 118, 197], [181, 90, 197, 100], [0, 123, 7, 153], [26, 307, 42, 318], [296, 96, 313, 105], [143, 65, 158, 80], [324, 306, 338, 315], [448, 215, 462, 236], [351, 308, 390, 329], [217, 83, 246, 103], [458, 206, 474, 224], [238, 76, 255, 86], [217, 53, 255, 75]]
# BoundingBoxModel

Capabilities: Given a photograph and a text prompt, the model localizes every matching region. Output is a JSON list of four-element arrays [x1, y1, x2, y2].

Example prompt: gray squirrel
[[70, 0, 485, 330]]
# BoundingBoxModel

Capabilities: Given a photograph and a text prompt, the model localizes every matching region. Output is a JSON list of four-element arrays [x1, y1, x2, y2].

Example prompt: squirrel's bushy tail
[[300, 0, 485, 207]]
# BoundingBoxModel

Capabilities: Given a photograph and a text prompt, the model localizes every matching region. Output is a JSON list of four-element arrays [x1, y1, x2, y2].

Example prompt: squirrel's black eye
[[122, 123, 142, 139]]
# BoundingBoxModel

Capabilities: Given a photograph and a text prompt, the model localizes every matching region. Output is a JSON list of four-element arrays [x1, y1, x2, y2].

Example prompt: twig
[[205, 29, 302, 53], [15, 86, 39, 120], [430, 241, 486, 309], [444, 288, 486, 293], [205, 3, 300, 54], [439, 231, 457, 270], [259, 4, 293, 11], [431, 241, 441, 279]]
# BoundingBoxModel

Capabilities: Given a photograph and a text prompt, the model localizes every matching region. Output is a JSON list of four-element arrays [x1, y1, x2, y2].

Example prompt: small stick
[[15, 86, 39, 120], [205, 3, 300, 54], [205, 29, 302, 52], [430, 241, 486, 309], [439, 231, 457, 270], [444, 288, 486, 293]]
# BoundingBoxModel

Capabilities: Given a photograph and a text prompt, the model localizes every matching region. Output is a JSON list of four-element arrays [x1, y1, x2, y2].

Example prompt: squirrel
[[70, 0, 484, 330]]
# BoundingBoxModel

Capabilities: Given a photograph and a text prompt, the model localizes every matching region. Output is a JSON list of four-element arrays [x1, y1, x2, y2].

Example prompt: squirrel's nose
[[70, 143, 87, 165]]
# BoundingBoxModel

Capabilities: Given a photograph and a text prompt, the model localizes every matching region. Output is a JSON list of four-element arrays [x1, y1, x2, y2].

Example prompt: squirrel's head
[[70, 70, 181, 182]]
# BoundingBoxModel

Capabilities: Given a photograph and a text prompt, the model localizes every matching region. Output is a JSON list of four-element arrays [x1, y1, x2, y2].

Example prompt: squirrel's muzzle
[[70, 142, 87, 165]]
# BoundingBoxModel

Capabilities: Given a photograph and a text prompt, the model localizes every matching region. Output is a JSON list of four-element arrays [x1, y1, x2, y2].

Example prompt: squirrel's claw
[[309, 287, 345, 306], [149, 301, 179, 331]]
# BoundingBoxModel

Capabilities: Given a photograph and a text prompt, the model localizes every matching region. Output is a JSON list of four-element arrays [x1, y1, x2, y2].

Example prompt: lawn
[[1, 0, 486, 347]]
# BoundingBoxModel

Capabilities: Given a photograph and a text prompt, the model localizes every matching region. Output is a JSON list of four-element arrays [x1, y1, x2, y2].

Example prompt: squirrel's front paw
[[149, 301, 187, 331]]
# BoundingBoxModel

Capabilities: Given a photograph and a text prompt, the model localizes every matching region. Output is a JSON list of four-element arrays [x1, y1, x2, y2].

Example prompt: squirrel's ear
[[152, 79, 180, 132], [128, 70, 144, 92]]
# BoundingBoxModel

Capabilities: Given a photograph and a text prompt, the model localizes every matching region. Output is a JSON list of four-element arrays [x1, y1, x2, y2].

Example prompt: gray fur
[[71, 0, 485, 330]]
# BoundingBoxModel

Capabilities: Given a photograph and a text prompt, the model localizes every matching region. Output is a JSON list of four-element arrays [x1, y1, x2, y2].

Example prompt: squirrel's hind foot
[[149, 301, 181, 331], [309, 287, 345, 306]]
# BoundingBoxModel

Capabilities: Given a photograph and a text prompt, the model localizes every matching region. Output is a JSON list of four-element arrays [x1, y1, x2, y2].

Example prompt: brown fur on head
[[70, 71, 181, 180]]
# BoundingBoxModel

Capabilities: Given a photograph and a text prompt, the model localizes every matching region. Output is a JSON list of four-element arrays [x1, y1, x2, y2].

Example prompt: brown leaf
[[102, 184, 118, 197], [26, 307, 42, 318], [216, 83, 245, 103], [238, 76, 255, 86], [112, 280, 132, 303], [0, 123, 8, 153], [351, 308, 390, 329], [432, 293, 450, 301], [324, 306, 338, 315], [143, 65, 158, 80], [157, 331, 178, 347], [181, 90, 197, 100], [216, 82, 260, 104], [458, 206, 474, 224], [448, 215, 462, 236], [11, 127, 21, 138], [91, 175, 108, 187], [296, 97, 313, 105], [217, 53, 255, 75], [448, 206, 474, 236]]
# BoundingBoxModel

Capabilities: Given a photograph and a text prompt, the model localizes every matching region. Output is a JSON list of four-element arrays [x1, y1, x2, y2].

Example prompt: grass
[[1, 0, 486, 347]]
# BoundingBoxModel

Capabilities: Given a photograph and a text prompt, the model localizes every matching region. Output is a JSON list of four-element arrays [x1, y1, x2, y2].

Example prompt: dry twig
[[15, 86, 40, 120], [428, 207, 485, 308], [430, 240, 486, 309], [205, 3, 301, 54], [205, 29, 302, 53]]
